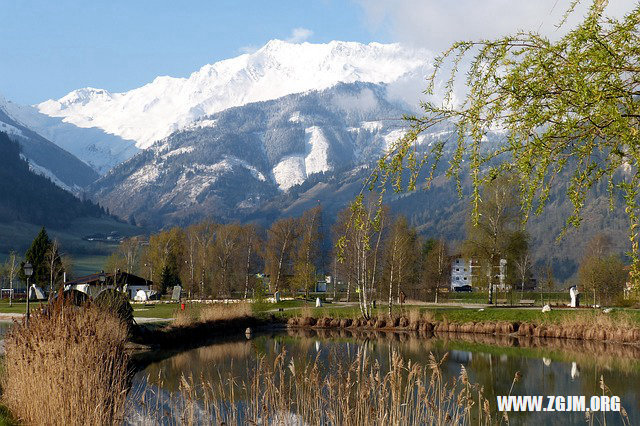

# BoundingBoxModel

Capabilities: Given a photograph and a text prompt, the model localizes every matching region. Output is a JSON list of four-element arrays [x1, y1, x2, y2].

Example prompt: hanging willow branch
[[356, 0, 640, 284]]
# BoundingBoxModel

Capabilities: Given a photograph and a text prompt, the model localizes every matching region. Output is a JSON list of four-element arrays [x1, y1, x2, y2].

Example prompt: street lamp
[[23, 263, 33, 326], [99, 270, 106, 286]]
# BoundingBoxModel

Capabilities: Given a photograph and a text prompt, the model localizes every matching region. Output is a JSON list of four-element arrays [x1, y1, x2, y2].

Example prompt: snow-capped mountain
[[37, 40, 432, 150], [89, 82, 441, 227], [0, 94, 98, 192], [2, 97, 138, 174]]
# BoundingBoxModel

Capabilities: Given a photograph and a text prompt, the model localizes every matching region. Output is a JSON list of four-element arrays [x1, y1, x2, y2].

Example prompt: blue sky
[[1, 0, 634, 105], [0, 0, 383, 104]]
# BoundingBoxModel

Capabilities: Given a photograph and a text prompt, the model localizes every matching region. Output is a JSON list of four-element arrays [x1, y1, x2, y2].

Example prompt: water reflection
[[132, 329, 639, 425]]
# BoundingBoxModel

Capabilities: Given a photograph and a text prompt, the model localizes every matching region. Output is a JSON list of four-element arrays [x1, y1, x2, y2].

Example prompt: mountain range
[[0, 39, 629, 281]]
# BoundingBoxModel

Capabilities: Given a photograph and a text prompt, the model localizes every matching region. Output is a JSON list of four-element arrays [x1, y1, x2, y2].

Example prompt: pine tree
[[20, 227, 53, 286]]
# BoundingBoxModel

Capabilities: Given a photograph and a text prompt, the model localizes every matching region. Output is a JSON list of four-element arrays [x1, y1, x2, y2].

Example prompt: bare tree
[[463, 176, 521, 304], [4, 251, 19, 306], [45, 239, 63, 295], [264, 217, 298, 294], [212, 223, 243, 297], [240, 224, 261, 299], [294, 206, 323, 299], [423, 239, 450, 303], [341, 197, 388, 320], [383, 216, 417, 315], [514, 251, 532, 296]]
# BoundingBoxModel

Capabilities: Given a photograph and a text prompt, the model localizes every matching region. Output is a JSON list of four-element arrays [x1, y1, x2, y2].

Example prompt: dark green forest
[[0, 132, 107, 227]]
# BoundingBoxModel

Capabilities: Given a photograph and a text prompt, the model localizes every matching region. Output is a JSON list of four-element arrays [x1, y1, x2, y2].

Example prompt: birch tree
[[4, 251, 18, 306], [293, 206, 323, 298], [383, 216, 417, 314], [423, 239, 450, 303]]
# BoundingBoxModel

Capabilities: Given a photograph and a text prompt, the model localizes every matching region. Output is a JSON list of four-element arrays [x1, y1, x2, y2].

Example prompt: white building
[[450, 258, 507, 290], [451, 258, 474, 289]]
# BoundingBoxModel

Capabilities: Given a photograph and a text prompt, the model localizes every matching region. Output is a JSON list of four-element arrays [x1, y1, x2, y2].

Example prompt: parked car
[[454, 285, 473, 292]]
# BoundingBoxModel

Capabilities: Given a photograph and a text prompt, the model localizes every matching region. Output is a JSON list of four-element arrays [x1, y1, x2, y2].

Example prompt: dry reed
[[198, 302, 252, 322], [2, 297, 130, 426], [171, 302, 253, 326], [130, 348, 491, 425]]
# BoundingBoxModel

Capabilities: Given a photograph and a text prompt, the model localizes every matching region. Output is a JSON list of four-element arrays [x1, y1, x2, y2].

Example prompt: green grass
[[0, 403, 17, 426], [0, 300, 48, 314], [72, 254, 110, 276], [131, 302, 184, 318], [420, 306, 640, 325], [447, 290, 569, 305]]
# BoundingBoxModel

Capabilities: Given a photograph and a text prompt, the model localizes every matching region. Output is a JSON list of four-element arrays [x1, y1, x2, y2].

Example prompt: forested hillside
[[0, 132, 107, 227]]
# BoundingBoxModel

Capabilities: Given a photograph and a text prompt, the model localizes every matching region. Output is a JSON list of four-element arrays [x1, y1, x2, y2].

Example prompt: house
[[450, 257, 508, 290], [450, 258, 475, 290], [64, 271, 151, 300]]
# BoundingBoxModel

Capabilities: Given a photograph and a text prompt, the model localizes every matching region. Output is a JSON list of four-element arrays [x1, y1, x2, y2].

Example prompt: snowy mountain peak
[[36, 40, 432, 149], [54, 87, 114, 108]]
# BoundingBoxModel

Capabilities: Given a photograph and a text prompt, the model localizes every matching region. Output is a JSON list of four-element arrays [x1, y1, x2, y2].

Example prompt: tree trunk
[[244, 241, 252, 299]]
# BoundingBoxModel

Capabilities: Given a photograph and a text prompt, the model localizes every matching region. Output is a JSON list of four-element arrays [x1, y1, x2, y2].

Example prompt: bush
[[94, 289, 135, 330], [2, 296, 129, 425]]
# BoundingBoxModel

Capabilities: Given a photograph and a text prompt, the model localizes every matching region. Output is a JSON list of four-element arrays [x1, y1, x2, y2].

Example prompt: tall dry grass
[[2, 298, 130, 426], [199, 302, 252, 322], [172, 302, 253, 327], [131, 349, 492, 425], [408, 308, 434, 325]]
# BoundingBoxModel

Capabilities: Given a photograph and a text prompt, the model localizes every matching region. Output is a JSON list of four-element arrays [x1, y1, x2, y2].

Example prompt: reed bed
[[2, 297, 130, 426], [199, 302, 252, 322], [129, 349, 492, 425], [172, 302, 253, 326]]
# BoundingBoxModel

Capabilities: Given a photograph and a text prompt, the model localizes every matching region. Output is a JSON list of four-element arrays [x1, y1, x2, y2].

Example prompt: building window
[[456, 268, 459, 272], [456, 260, 460, 264], [464, 277, 467, 280], [456, 277, 460, 281], [464, 268, 467, 272]]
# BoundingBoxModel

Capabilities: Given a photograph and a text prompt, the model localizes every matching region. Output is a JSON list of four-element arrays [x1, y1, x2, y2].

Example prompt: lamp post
[[23, 263, 33, 326], [99, 270, 106, 286]]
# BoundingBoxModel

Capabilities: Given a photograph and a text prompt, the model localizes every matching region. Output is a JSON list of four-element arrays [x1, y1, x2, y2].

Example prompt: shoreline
[[286, 316, 640, 346]]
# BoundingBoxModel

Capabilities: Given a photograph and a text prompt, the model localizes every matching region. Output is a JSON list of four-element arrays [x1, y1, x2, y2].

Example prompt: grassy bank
[[258, 302, 640, 327]]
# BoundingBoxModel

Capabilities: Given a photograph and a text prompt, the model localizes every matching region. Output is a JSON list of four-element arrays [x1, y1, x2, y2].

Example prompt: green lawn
[[131, 302, 185, 318], [0, 300, 48, 315], [72, 254, 110, 277], [447, 290, 569, 305]]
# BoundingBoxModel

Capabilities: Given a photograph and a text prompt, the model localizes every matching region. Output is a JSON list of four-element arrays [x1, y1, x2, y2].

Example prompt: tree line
[[0, 178, 627, 309]]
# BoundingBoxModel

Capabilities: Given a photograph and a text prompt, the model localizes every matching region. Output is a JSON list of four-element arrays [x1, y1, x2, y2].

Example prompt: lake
[[128, 329, 640, 425]]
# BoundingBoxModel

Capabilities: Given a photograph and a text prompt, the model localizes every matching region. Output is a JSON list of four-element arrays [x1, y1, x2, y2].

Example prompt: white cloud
[[286, 27, 314, 43], [355, 0, 635, 51]]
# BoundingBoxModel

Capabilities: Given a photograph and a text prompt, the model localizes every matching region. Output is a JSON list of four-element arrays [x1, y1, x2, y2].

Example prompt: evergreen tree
[[159, 265, 181, 295], [20, 227, 54, 286]]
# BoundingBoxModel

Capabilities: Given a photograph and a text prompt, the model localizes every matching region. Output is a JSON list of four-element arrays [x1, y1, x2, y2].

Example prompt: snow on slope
[[37, 40, 432, 149], [272, 126, 333, 191]]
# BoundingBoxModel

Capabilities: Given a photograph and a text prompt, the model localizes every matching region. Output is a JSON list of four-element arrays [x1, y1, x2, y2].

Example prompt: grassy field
[[0, 217, 142, 277], [446, 290, 569, 305], [0, 300, 48, 315], [3, 298, 639, 328], [72, 254, 110, 276]]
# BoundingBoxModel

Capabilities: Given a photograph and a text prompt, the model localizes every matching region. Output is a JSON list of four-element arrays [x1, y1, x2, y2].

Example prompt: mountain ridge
[[36, 40, 432, 150]]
